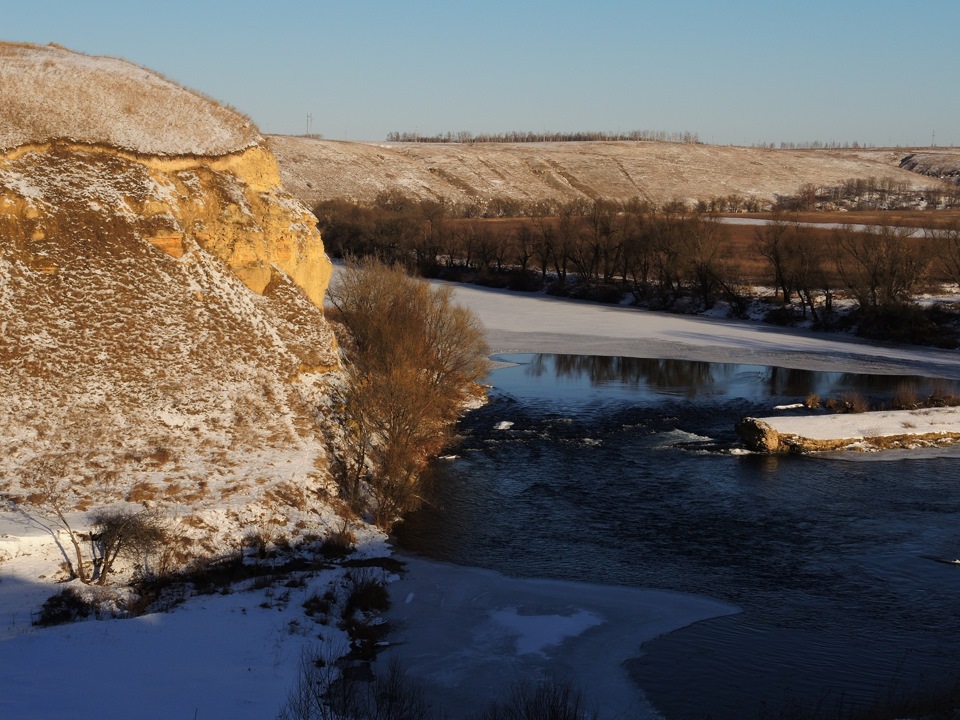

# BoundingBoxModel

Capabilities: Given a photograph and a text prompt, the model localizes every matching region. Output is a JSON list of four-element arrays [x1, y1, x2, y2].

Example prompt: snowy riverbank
[[442, 281, 960, 381], [374, 554, 738, 719], [442, 282, 960, 453]]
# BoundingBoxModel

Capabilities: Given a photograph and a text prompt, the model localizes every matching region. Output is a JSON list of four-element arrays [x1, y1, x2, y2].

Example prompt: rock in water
[[735, 418, 781, 452]]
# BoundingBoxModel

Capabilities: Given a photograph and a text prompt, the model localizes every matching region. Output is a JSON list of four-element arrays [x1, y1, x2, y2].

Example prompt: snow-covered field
[[3, 281, 960, 720]]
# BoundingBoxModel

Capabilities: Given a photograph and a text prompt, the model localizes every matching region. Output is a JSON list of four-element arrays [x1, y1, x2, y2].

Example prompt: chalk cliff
[[0, 43, 347, 556]]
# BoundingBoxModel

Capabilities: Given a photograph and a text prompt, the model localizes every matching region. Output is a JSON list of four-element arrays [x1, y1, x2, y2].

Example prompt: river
[[394, 354, 960, 719]]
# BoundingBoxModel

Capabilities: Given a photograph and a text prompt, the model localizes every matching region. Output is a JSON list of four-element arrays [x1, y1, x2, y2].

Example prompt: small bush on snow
[[35, 587, 95, 626]]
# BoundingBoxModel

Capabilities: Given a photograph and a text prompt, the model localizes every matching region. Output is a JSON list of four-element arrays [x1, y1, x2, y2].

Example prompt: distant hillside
[[0, 42, 347, 562], [268, 135, 941, 210], [899, 149, 960, 184]]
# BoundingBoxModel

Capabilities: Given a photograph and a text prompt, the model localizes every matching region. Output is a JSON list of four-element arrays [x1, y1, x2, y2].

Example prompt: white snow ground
[[4, 279, 960, 720], [442, 281, 960, 380], [758, 405, 960, 442]]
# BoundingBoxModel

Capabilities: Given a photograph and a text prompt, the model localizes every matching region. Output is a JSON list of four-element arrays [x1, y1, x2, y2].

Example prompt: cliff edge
[[0, 43, 349, 565]]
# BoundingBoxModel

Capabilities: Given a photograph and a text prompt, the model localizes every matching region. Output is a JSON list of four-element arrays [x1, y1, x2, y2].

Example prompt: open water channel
[[394, 354, 960, 719]]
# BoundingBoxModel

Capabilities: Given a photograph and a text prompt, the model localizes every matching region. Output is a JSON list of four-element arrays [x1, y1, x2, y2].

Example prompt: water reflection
[[509, 353, 956, 403], [398, 354, 960, 718]]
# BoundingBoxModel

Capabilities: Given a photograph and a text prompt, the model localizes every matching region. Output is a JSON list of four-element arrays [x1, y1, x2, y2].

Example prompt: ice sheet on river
[[376, 554, 739, 719]]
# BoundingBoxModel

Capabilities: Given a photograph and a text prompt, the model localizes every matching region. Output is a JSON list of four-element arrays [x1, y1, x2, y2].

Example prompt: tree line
[[316, 193, 960, 347], [385, 129, 701, 144], [752, 140, 874, 149]]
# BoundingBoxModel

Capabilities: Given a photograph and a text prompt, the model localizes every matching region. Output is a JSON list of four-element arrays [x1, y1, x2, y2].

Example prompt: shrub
[[892, 383, 919, 410], [35, 588, 94, 626], [475, 677, 598, 720], [329, 258, 490, 527], [825, 392, 869, 414], [344, 570, 390, 618], [856, 304, 958, 348], [88, 508, 168, 584], [303, 589, 336, 620], [318, 527, 355, 560], [278, 650, 428, 720], [764, 305, 802, 326], [243, 529, 271, 559], [927, 379, 960, 407]]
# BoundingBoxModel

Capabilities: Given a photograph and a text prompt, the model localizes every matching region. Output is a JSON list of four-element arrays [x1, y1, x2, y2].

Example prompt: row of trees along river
[[315, 188, 960, 348]]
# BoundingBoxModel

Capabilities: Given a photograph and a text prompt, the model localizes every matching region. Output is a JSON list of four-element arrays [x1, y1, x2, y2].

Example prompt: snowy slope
[[0, 42, 260, 156]]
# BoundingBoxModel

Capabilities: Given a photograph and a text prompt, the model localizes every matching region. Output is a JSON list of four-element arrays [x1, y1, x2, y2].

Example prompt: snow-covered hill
[[0, 42, 357, 585], [268, 134, 942, 210], [0, 42, 260, 156]]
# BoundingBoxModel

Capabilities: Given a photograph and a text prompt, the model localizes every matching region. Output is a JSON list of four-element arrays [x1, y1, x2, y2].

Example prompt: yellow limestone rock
[[0, 141, 333, 309], [0, 41, 332, 309]]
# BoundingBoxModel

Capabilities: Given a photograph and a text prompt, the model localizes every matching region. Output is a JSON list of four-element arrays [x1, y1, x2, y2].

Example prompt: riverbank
[[439, 282, 960, 381]]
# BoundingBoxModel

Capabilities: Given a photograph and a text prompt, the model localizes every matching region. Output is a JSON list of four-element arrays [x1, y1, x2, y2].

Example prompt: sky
[[4, 0, 958, 147]]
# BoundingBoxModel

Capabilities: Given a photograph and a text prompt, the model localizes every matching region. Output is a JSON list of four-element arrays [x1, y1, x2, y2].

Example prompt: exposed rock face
[[735, 418, 781, 452], [1, 142, 332, 307], [0, 42, 332, 306], [899, 151, 960, 186], [0, 43, 342, 544]]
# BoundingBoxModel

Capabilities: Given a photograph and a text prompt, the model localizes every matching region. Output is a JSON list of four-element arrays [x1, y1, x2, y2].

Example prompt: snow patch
[[489, 606, 604, 657]]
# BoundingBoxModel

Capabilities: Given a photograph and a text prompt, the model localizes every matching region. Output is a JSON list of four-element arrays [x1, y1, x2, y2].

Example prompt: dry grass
[[824, 392, 870, 414], [263, 482, 308, 511], [892, 383, 920, 410], [269, 135, 940, 210], [218, 483, 251, 500], [180, 514, 211, 530], [0, 42, 260, 155], [127, 482, 160, 503]]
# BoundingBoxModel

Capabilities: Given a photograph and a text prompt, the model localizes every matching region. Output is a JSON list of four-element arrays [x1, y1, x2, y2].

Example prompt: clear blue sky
[[6, 0, 958, 147]]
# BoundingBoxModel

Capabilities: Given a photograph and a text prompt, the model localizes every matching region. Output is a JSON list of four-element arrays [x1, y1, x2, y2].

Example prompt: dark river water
[[394, 354, 960, 719]]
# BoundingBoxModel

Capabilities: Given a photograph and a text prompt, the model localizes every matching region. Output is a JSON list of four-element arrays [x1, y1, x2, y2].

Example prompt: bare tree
[[835, 224, 929, 311], [620, 199, 656, 301], [328, 259, 490, 527], [928, 217, 960, 285], [88, 508, 167, 584], [14, 455, 95, 582], [755, 211, 795, 303], [9, 452, 167, 585], [788, 226, 833, 322], [681, 211, 727, 309]]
